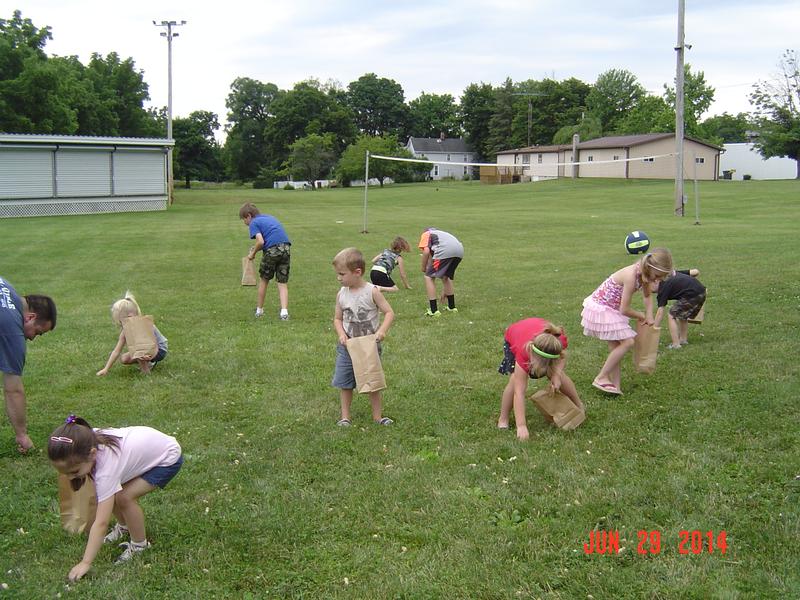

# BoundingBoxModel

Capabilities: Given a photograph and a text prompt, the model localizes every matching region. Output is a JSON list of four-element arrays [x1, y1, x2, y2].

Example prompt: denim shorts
[[141, 455, 183, 488], [331, 341, 382, 389]]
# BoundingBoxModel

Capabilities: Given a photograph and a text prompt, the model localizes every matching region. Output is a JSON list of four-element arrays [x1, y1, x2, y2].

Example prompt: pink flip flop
[[592, 380, 623, 395]]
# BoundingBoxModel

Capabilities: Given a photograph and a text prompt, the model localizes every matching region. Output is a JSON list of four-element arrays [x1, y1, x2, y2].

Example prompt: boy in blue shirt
[[239, 203, 292, 320]]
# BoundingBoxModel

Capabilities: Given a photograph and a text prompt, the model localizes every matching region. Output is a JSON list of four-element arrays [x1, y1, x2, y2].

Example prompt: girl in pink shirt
[[580, 248, 673, 395], [498, 318, 584, 440], [48, 415, 182, 581]]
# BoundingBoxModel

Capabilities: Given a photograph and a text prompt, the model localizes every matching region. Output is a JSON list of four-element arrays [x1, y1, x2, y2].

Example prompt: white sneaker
[[104, 523, 129, 544], [255, 308, 264, 318], [279, 311, 289, 321], [115, 541, 151, 563]]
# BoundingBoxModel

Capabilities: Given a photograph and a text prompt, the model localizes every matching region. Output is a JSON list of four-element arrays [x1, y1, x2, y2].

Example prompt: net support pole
[[362, 150, 370, 233], [693, 151, 700, 225]]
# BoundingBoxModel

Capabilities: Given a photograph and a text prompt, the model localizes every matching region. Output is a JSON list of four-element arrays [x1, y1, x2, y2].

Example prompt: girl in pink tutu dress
[[581, 248, 673, 395]]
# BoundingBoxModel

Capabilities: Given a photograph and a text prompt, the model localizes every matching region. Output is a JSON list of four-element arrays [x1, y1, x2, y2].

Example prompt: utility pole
[[511, 92, 547, 147], [153, 19, 186, 206], [674, 0, 688, 216]]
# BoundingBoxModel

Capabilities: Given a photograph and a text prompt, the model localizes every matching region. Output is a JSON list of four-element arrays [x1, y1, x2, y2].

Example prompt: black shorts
[[426, 256, 462, 280], [370, 269, 395, 288]]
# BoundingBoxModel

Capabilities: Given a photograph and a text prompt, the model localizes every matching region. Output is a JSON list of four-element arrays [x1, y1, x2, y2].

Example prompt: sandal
[[336, 418, 352, 427], [376, 417, 394, 426], [592, 380, 623, 395]]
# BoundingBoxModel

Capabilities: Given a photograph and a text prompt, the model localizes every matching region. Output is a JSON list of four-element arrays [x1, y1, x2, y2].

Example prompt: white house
[[0, 133, 173, 218], [496, 134, 722, 181], [406, 136, 476, 180], [720, 143, 796, 180]]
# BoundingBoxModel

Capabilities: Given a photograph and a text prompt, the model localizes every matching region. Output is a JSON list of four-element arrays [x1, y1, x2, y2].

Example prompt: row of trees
[[2, 10, 798, 182]]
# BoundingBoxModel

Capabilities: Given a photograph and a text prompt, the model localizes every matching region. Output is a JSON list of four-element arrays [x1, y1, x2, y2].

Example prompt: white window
[[537, 154, 543, 164], [643, 157, 654, 163], [695, 157, 705, 164], [447, 154, 451, 161], [463, 166, 468, 175], [464, 155, 468, 162], [587, 156, 594, 162], [613, 155, 620, 161], [522, 154, 530, 164], [434, 165, 439, 176]]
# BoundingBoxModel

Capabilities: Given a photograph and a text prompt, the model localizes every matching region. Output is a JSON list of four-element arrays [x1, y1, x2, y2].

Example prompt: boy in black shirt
[[653, 271, 706, 349]]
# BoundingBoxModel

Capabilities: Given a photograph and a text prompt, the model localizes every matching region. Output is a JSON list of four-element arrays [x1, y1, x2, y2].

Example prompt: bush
[[283, 183, 295, 191], [743, 174, 752, 180]]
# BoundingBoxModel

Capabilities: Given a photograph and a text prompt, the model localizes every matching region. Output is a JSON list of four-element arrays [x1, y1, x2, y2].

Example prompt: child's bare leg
[[277, 282, 288, 311], [667, 314, 681, 346], [115, 478, 156, 543], [678, 319, 689, 343], [381, 285, 399, 293], [340, 389, 353, 421], [595, 339, 633, 389], [498, 377, 514, 428], [369, 391, 383, 421], [558, 373, 584, 411], [442, 277, 454, 296], [257, 278, 269, 310], [424, 275, 438, 301]]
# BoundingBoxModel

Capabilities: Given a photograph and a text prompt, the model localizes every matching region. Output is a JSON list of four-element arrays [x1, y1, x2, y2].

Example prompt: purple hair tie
[[65, 414, 77, 425]]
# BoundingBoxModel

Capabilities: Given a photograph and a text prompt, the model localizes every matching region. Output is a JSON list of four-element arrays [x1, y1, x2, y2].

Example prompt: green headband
[[532, 345, 560, 360]]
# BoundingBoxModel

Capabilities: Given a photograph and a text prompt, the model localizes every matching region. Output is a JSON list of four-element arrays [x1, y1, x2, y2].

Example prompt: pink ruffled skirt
[[581, 297, 636, 341]]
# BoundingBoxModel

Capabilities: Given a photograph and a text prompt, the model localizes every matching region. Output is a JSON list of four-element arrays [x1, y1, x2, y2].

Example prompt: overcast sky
[[15, 0, 799, 138]]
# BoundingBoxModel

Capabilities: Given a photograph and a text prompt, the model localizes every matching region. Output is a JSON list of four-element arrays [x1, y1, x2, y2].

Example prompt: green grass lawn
[[1, 178, 799, 599]]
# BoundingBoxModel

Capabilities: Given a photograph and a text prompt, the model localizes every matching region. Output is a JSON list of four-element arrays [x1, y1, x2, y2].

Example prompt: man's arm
[[3, 373, 32, 451]]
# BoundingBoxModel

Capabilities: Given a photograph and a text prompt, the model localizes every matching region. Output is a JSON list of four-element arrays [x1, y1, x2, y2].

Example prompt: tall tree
[[485, 78, 516, 158], [749, 49, 800, 178], [223, 77, 282, 180], [346, 73, 409, 139], [83, 52, 155, 136], [286, 133, 336, 189], [663, 64, 715, 136], [408, 92, 461, 138], [172, 110, 222, 187], [460, 82, 494, 161], [263, 80, 356, 172], [586, 68, 645, 133]]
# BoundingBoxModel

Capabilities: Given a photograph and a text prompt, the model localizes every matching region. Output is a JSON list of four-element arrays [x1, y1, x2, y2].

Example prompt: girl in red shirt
[[498, 318, 584, 440]]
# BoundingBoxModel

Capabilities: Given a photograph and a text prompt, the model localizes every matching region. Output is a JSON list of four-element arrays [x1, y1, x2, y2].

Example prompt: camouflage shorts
[[670, 292, 705, 320], [259, 243, 291, 283]]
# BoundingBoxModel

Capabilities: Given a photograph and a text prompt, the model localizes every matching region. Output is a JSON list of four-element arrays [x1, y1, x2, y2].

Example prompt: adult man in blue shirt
[[1, 276, 56, 453]]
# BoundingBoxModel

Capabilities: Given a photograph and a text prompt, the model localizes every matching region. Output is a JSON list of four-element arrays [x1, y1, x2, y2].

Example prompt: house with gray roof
[[406, 136, 476, 180], [496, 133, 722, 181]]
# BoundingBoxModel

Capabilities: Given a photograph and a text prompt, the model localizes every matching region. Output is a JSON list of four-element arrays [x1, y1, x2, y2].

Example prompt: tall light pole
[[153, 19, 186, 205]]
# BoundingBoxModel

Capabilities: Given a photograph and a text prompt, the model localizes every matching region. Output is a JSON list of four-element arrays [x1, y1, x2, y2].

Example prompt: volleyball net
[[359, 151, 681, 232]]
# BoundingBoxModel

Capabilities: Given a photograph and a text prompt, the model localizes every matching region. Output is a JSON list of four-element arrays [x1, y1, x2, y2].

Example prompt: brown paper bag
[[345, 334, 387, 393], [122, 315, 157, 360], [633, 323, 660, 374], [688, 304, 705, 324], [58, 474, 97, 534], [529, 389, 586, 431], [241, 256, 257, 286]]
